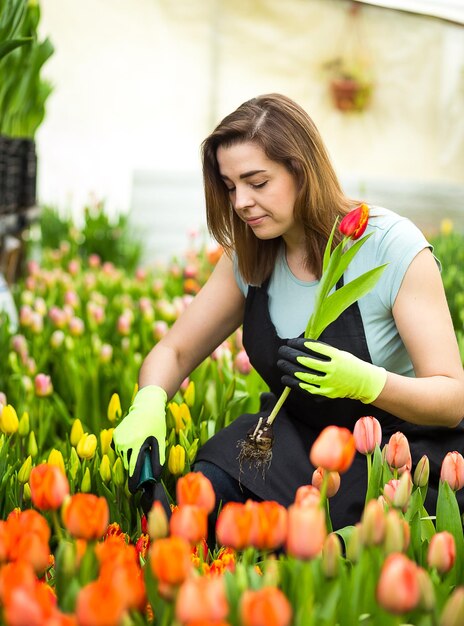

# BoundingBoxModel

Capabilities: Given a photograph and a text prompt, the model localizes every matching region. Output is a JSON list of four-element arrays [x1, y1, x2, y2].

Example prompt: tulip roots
[[237, 417, 274, 476]]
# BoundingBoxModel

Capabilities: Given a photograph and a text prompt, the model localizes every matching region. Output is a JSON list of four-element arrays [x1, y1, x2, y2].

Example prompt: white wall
[[36, 0, 464, 260]]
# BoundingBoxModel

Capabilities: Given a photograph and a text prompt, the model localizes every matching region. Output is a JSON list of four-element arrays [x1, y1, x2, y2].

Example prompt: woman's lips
[[246, 216, 266, 227]]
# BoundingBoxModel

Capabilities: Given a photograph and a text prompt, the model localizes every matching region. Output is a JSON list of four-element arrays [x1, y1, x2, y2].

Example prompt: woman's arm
[[138, 252, 246, 398], [373, 248, 464, 427]]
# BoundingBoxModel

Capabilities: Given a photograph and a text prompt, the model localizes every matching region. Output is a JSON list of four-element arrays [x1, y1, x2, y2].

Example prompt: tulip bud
[[440, 451, 464, 491], [360, 499, 386, 546], [34, 373, 53, 397], [76, 433, 97, 460], [311, 467, 341, 498], [346, 524, 362, 563], [107, 393, 122, 423], [234, 349, 252, 375], [48, 449, 66, 475], [385, 432, 411, 470], [322, 533, 342, 578], [183, 381, 195, 408], [99, 455, 111, 483], [100, 428, 114, 455], [168, 445, 186, 475], [147, 500, 169, 540], [81, 468, 92, 493], [339, 203, 369, 240], [70, 419, 84, 447], [0, 404, 19, 434], [69, 447, 80, 480], [18, 411, 30, 437], [376, 553, 420, 614], [18, 456, 32, 484], [413, 455, 430, 488], [440, 587, 464, 626], [112, 457, 125, 487], [393, 470, 412, 511], [384, 509, 406, 554], [187, 438, 199, 464], [23, 483, 31, 501], [416, 567, 435, 612], [28, 431, 38, 457], [353, 416, 382, 455], [99, 343, 113, 364], [427, 531, 456, 574], [50, 330, 65, 349]]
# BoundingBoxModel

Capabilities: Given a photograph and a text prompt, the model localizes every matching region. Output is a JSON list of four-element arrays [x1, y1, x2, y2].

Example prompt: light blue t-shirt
[[234, 207, 432, 377]]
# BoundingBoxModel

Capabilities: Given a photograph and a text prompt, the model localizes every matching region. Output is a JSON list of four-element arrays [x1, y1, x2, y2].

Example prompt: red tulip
[[310, 426, 356, 473], [353, 416, 382, 455], [377, 553, 420, 614], [440, 451, 464, 491], [339, 203, 369, 240]]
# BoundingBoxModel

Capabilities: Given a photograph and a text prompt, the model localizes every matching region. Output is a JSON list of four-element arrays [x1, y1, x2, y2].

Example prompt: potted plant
[[323, 56, 374, 113]]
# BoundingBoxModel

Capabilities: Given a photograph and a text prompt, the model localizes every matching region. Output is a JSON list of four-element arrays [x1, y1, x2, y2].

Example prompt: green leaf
[[436, 480, 464, 586], [322, 219, 339, 274], [365, 445, 383, 503], [308, 264, 388, 339], [0, 37, 31, 62]]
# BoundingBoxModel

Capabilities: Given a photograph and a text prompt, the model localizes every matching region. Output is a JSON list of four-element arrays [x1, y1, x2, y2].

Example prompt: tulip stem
[[51, 509, 63, 542], [366, 452, 372, 488], [264, 386, 291, 427]]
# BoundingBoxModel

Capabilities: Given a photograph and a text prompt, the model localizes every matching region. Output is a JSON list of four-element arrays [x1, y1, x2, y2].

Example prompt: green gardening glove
[[113, 385, 167, 493], [277, 338, 387, 404]]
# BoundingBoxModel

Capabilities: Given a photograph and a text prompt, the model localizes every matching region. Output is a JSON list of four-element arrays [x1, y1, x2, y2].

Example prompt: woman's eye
[[251, 181, 267, 189]]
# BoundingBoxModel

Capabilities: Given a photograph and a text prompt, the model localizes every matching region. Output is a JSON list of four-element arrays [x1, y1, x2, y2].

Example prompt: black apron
[[196, 277, 464, 529]]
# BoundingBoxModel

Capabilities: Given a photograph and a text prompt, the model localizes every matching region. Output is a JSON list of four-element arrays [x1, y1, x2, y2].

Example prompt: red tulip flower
[[339, 203, 369, 240]]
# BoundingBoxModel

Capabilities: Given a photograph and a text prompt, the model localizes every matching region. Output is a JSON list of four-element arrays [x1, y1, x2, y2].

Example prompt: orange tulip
[[293, 484, 321, 507], [149, 536, 192, 586], [62, 494, 109, 540], [385, 432, 411, 471], [311, 467, 341, 498], [5, 510, 51, 573], [376, 553, 420, 614], [249, 501, 288, 551], [29, 463, 70, 511], [427, 531, 456, 574], [176, 471, 216, 513], [216, 501, 259, 550], [286, 503, 326, 559], [310, 426, 356, 474], [170, 504, 207, 545], [240, 587, 292, 626], [0, 560, 37, 604], [339, 203, 369, 240], [176, 576, 229, 623], [440, 451, 464, 491], [3, 580, 57, 626], [353, 416, 382, 455], [76, 578, 126, 626]]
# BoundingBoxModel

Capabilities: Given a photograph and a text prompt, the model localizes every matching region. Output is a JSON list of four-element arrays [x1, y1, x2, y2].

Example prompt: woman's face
[[216, 141, 303, 246]]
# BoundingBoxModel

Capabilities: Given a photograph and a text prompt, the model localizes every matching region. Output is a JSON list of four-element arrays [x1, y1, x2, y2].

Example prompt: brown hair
[[201, 93, 357, 284]]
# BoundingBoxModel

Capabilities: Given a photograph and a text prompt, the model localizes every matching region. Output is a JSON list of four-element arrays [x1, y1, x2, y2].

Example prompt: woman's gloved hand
[[277, 338, 387, 404], [113, 385, 167, 492]]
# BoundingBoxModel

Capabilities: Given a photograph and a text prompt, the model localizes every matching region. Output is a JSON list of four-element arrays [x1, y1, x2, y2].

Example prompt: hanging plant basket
[[329, 76, 373, 113]]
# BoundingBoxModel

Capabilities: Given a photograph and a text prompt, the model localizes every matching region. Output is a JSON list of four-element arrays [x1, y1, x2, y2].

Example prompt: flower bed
[[0, 217, 463, 625]]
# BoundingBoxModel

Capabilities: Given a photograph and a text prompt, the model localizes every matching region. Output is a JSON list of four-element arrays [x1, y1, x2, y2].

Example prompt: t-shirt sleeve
[[375, 217, 432, 309], [232, 253, 249, 297]]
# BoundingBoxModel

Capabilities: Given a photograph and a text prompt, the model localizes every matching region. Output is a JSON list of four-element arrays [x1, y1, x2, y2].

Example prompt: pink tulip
[[385, 432, 411, 470], [88, 253, 101, 268], [427, 532, 456, 574], [69, 317, 85, 337], [234, 349, 252, 375], [152, 321, 169, 341], [286, 503, 326, 559], [353, 416, 382, 454], [440, 587, 464, 626], [376, 553, 420, 614], [34, 374, 53, 398], [440, 451, 464, 491], [383, 471, 412, 512], [360, 499, 386, 546], [294, 484, 321, 507]]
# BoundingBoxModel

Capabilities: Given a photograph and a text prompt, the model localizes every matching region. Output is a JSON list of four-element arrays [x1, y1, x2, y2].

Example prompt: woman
[[114, 93, 464, 530]]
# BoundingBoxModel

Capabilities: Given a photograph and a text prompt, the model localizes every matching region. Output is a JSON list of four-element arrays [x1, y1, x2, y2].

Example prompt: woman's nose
[[233, 186, 254, 211]]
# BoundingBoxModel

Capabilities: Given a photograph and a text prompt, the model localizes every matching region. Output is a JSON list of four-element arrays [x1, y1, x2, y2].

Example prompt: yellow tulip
[[18, 411, 30, 437], [99, 454, 112, 483], [81, 467, 92, 493], [70, 419, 84, 447], [107, 393, 122, 423], [183, 381, 195, 408], [167, 444, 186, 476], [112, 457, 125, 487], [18, 456, 32, 484], [28, 431, 38, 457], [76, 433, 97, 460], [48, 449, 66, 474], [0, 405, 19, 434], [169, 402, 191, 434], [100, 428, 114, 455]]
